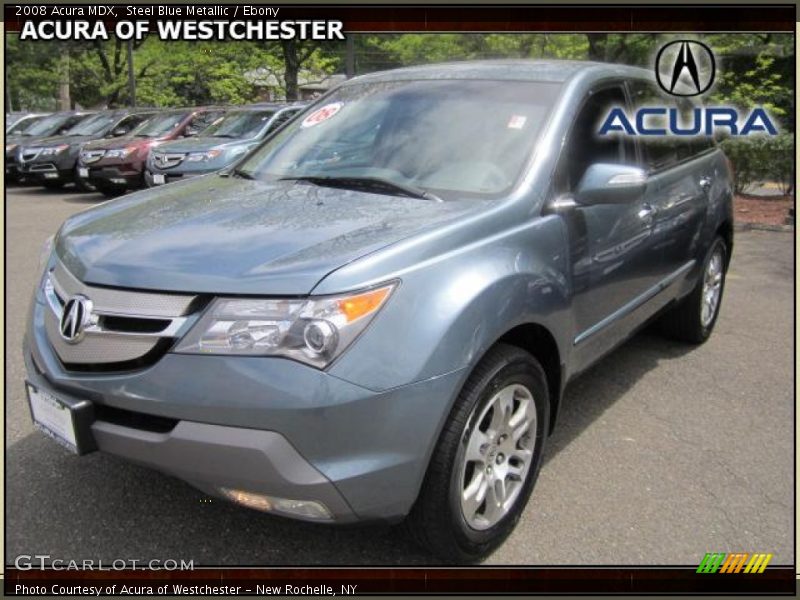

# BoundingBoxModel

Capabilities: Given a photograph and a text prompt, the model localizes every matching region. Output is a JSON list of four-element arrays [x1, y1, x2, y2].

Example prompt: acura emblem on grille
[[59, 295, 93, 344]]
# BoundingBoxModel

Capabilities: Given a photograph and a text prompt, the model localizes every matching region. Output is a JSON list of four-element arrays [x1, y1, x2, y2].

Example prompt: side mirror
[[111, 126, 130, 137], [574, 163, 647, 205]]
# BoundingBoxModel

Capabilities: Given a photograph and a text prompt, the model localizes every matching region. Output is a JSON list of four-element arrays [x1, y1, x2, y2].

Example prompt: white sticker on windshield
[[508, 115, 527, 129], [302, 102, 344, 128]]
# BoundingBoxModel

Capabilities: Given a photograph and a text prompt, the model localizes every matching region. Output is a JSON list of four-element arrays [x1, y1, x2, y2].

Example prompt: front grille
[[80, 149, 106, 164], [20, 147, 41, 162], [43, 261, 199, 371], [152, 152, 186, 169]]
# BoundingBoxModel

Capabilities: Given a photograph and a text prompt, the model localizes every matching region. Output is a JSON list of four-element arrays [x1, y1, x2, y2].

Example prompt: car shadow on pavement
[[6, 330, 695, 566], [544, 329, 695, 465], [6, 184, 107, 203]]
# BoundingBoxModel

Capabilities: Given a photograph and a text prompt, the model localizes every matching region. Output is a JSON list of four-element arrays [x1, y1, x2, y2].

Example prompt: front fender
[[327, 214, 572, 392]]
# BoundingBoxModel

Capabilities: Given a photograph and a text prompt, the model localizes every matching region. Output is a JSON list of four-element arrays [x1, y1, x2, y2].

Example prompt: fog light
[[220, 488, 332, 521]]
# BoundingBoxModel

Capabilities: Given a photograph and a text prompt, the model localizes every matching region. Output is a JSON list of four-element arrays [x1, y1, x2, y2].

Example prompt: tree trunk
[[281, 39, 300, 101], [586, 34, 608, 61], [58, 49, 71, 110]]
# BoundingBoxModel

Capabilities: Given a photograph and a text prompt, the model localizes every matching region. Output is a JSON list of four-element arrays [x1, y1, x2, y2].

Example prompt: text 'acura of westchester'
[[25, 60, 733, 561]]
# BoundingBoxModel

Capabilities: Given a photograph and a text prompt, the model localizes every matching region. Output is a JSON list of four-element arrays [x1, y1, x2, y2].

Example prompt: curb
[[734, 222, 794, 233]]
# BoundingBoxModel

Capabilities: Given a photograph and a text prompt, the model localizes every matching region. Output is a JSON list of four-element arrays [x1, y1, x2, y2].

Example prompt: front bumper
[[145, 168, 211, 186], [19, 158, 75, 183], [84, 164, 145, 188], [25, 297, 464, 522]]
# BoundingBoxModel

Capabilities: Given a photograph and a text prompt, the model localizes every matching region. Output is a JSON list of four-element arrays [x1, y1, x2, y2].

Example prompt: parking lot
[[5, 184, 794, 565]]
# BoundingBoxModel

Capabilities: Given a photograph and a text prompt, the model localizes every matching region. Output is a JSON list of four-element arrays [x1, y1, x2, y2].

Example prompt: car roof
[[347, 59, 653, 86]]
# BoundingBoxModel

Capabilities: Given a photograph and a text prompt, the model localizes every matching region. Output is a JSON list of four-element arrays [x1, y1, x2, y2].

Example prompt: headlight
[[174, 283, 396, 368], [186, 149, 222, 162], [40, 144, 70, 156], [105, 146, 137, 159], [6, 143, 18, 153]]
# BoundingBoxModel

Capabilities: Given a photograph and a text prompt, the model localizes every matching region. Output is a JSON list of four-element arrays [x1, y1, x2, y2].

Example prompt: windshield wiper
[[280, 176, 442, 202]]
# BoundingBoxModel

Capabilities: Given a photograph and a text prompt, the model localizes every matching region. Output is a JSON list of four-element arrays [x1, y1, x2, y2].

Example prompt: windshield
[[132, 112, 188, 137], [65, 113, 117, 136], [200, 110, 275, 139], [22, 113, 83, 137], [236, 80, 560, 197], [7, 116, 44, 135]]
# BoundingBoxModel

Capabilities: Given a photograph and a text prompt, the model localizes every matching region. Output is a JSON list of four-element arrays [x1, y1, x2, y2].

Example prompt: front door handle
[[638, 203, 656, 221], [699, 176, 713, 192]]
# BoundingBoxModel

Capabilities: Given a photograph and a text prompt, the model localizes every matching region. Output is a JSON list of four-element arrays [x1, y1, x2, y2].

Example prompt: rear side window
[[116, 113, 150, 132], [629, 81, 714, 170], [190, 111, 225, 131], [265, 109, 297, 134]]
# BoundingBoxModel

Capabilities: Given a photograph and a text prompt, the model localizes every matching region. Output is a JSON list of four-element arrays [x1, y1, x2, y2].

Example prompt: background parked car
[[6, 111, 95, 183], [6, 112, 49, 135], [146, 103, 305, 186], [79, 107, 227, 197], [17, 109, 157, 191]]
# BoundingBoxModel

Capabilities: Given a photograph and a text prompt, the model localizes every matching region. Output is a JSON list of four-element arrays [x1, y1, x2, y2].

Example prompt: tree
[[6, 36, 62, 110], [262, 40, 342, 101]]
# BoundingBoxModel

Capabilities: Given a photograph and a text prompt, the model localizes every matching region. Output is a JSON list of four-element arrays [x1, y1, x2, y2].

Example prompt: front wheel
[[94, 181, 126, 198], [406, 343, 549, 562], [656, 236, 728, 344], [41, 179, 64, 190]]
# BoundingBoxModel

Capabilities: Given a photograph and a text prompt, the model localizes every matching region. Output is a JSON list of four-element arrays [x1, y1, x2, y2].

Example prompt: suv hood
[[155, 136, 254, 153], [31, 133, 98, 148], [56, 174, 485, 295]]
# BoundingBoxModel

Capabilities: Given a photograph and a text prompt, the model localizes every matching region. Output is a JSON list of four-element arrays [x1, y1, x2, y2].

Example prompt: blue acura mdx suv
[[24, 60, 733, 561]]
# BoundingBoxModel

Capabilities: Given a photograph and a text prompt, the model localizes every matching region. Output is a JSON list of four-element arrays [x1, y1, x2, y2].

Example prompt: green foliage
[[5, 32, 795, 141], [706, 34, 794, 130], [720, 133, 794, 195], [6, 36, 63, 110]]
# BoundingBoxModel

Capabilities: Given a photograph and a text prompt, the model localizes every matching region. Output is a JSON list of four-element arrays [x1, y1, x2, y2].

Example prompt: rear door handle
[[699, 176, 713, 192]]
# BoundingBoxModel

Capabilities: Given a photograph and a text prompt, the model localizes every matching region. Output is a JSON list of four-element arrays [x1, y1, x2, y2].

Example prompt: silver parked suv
[[24, 61, 732, 562]]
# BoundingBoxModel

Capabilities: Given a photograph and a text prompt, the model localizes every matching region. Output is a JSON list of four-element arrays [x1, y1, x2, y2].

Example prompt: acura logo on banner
[[656, 40, 716, 97]]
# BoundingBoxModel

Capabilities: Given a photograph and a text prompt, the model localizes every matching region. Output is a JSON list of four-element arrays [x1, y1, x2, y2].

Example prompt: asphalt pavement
[[5, 184, 794, 565]]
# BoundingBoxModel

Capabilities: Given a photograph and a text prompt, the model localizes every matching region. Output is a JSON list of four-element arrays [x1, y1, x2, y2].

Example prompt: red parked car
[[78, 107, 226, 196]]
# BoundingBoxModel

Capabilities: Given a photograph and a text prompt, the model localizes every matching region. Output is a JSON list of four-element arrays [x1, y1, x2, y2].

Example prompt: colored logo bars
[[697, 552, 773, 574]]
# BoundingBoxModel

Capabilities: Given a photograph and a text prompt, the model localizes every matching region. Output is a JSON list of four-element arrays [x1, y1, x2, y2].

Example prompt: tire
[[94, 181, 125, 198], [406, 343, 550, 562], [656, 236, 728, 344]]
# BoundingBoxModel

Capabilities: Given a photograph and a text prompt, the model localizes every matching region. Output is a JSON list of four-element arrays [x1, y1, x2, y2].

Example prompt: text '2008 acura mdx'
[[25, 61, 733, 562]]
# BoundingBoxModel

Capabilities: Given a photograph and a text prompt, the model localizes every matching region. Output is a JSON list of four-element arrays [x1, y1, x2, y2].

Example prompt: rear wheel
[[406, 343, 549, 562], [657, 236, 728, 344]]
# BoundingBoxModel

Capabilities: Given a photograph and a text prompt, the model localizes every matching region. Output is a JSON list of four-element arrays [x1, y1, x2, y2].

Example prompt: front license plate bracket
[[26, 382, 97, 455]]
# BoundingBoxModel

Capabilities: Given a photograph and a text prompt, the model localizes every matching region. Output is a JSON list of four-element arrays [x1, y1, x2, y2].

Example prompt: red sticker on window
[[302, 102, 344, 128]]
